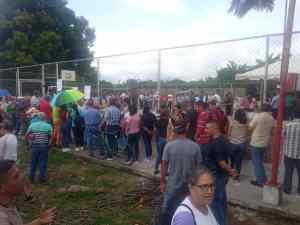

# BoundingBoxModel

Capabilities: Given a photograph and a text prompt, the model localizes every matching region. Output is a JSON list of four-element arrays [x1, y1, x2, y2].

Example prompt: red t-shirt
[[39, 99, 52, 121], [195, 111, 210, 144], [209, 107, 228, 134]]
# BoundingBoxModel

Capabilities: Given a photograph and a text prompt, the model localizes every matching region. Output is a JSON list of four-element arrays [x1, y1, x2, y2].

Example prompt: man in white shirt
[[0, 121, 18, 161], [249, 104, 275, 187]]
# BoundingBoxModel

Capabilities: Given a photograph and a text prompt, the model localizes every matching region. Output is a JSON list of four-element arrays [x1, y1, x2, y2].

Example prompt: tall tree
[[229, 0, 275, 17], [0, 0, 96, 80]]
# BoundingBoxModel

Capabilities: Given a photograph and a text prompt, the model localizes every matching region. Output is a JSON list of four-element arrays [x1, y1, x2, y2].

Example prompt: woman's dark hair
[[0, 120, 14, 132], [187, 166, 213, 186], [234, 109, 247, 124], [129, 104, 137, 116]]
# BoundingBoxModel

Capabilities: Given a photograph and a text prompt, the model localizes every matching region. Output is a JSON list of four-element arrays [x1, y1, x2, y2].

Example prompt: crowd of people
[[0, 89, 299, 225]]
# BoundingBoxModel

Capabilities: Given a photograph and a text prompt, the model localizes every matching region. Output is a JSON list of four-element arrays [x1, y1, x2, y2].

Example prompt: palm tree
[[229, 0, 275, 17]]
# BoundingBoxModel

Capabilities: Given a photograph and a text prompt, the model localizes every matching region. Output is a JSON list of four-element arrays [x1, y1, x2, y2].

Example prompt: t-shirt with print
[[26, 121, 52, 147], [204, 135, 230, 178], [162, 138, 202, 192]]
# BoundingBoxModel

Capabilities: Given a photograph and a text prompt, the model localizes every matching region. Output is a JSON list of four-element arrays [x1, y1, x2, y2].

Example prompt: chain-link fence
[[1, 31, 300, 98]]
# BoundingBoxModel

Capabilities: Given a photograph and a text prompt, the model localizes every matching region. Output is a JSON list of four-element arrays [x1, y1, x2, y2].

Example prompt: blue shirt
[[83, 107, 101, 126], [70, 108, 84, 127], [271, 95, 279, 109], [105, 105, 121, 126]]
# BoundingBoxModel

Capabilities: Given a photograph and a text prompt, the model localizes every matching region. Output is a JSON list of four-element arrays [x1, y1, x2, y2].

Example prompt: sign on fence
[[84, 85, 91, 99], [57, 79, 63, 91], [61, 70, 76, 81]]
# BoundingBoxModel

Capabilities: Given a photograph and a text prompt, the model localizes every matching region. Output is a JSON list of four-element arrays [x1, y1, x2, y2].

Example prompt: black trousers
[[72, 126, 84, 147], [283, 156, 300, 193]]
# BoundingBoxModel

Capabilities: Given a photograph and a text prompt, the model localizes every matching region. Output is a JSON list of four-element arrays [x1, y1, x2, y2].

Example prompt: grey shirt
[[163, 138, 202, 192]]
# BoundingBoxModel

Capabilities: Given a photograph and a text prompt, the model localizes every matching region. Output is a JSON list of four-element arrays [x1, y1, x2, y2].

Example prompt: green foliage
[[0, 0, 96, 81], [229, 0, 275, 17], [217, 61, 252, 81]]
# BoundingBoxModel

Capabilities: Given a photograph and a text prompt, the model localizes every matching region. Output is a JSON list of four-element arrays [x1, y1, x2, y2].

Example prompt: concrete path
[[72, 149, 300, 220]]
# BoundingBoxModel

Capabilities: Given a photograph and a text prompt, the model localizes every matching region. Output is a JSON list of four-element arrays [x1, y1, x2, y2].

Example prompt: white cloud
[[90, 1, 300, 83], [121, 0, 186, 14]]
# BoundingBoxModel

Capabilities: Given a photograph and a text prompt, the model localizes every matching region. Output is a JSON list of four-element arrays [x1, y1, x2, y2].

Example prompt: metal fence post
[[41, 64, 45, 96], [157, 50, 161, 111], [97, 58, 100, 99], [16, 67, 20, 96], [56, 63, 59, 80], [263, 35, 270, 103]]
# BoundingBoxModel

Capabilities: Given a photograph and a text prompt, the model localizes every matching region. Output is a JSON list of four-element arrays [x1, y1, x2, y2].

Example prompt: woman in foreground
[[171, 167, 219, 225]]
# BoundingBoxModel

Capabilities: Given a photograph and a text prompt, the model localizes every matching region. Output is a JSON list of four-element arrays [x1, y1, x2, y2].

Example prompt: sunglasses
[[194, 183, 215, 192]]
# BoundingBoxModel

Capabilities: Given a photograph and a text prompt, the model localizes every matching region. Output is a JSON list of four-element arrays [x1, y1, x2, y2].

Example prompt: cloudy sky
[[67, 0, 300, 82]]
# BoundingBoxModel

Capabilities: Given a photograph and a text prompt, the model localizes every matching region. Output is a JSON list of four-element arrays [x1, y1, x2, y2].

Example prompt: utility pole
[[268, 0, 296, 187]]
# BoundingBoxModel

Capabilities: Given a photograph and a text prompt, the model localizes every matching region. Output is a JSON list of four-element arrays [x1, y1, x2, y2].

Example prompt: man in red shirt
[[195, 101, 210, 163], [208, 100, 228, 134]]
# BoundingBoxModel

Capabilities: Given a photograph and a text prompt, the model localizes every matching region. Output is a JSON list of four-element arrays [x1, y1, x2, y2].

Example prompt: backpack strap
[[179, 203, 197, 225]]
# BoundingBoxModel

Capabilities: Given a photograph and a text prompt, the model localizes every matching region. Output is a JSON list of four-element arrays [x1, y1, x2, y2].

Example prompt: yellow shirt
[[249, 112, 275, 148]]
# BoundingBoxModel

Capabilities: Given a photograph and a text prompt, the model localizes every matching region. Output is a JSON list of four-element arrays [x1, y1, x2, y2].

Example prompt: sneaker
[[80, 147, 84, 151], [250, 180, 264, 188], [75, 147, 80, 152], [125, 160, 133, 165], [62, 148, 71, 152], [106, 158, 113, 161], [154, 170, 160, 175]]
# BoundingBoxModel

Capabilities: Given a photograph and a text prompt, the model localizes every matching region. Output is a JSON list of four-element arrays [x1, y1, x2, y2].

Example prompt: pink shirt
[[127, 114, 141, 134]]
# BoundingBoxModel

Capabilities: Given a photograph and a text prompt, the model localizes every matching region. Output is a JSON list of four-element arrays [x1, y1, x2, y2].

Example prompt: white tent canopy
[[235, 55, 300, 80]]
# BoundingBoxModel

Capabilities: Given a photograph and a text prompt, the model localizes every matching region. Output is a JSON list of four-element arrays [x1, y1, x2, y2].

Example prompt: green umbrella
[[51, 89, 84, 106]]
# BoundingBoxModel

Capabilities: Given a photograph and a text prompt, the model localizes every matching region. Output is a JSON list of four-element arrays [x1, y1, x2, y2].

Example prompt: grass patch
[[17, 146, 158, 225]]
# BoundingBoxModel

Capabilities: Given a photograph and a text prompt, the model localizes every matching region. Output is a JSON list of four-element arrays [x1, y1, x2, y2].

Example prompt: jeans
[[155, 136, 166, 171], [30, 145, 49, 182], [250, 146, 267, 185], [283, 156, 300, 193], [61, 122, 71, 148], [106, 125, 120, 158], [159, 185, 189, 225], [211, 176, 229, 225], [142, 130, 152, 159], [86, 125, 99, 156], [230, 143, 246, 174], [127, 133, 140, 161]]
